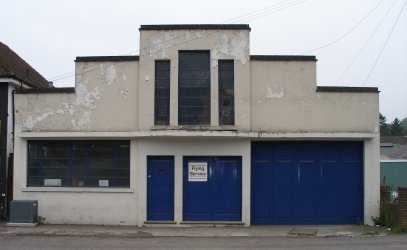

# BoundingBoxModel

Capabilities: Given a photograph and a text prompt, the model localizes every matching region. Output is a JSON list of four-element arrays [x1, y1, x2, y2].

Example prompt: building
[[380, 136, 407, 191], [12, 24, 380, 226], [0, 42, 50, 219]]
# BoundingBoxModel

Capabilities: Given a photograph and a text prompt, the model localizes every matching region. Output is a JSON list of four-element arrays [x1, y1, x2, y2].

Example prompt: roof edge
[[75, 56, 139, 62], [139, 24, 251, 31], [316, 86, 379, 93], [250, 55, 317, 61], [16, 87, 75, 94]]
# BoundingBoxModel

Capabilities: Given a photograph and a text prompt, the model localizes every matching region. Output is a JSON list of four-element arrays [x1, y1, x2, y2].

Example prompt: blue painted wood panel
[[147, 156, 174, 221], [252, 141, 363, 225], [183, 156, 242, 221]]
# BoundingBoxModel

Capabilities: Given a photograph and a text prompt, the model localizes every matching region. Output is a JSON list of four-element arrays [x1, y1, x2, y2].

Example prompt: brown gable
[[0, 42, 49, 88]]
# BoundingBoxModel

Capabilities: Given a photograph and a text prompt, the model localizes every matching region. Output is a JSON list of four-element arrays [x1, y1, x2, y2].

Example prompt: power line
[[301, 0, 386, 55], [50, 0, 310, 83], [222, 0, 308, 24], [363, 0, 407, 85], [336, 0, 398, 85], [219, 0, 301, 23]]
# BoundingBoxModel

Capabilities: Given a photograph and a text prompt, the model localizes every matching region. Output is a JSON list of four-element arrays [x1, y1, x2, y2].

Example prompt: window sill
[[21, 187, 134, 193], [151, 125, 238, 131]]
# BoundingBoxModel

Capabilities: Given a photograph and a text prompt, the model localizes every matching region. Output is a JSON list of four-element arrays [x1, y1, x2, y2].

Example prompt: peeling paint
[[144, 32, 176, 58], [213, 31, 249, 64], [23, 110, 55, 131], [266, 87, 284, 99], [185, 30, 207, 41], [21, 81, 101, 131], [100, 65, 117, 85], [120, 88, 129, 99]]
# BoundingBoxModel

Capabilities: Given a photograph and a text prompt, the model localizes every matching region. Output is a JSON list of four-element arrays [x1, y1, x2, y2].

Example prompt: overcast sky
[[1, 0, 406, 121]]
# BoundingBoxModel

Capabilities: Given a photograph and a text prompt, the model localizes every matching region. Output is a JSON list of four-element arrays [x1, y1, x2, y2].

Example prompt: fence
[[380, 186, 407, 230]]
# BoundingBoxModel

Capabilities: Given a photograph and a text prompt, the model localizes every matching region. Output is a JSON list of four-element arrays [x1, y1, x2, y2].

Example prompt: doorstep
[[180, 221, 245, 226], [144, 221, 177, 225], [6, 222, 38, 227]]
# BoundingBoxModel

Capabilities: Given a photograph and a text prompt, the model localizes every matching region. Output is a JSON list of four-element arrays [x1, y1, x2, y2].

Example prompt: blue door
[[147, 156, 174, 221], [252, 142, 363, 225], [183, 156, 242, 221]]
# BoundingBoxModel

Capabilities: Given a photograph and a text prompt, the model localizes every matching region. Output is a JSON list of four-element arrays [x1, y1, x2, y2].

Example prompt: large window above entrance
[[178, 51, 210, 125]]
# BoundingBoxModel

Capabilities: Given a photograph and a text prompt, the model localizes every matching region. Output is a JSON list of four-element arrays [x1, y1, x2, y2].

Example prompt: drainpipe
[[12, 89, 15, 152]]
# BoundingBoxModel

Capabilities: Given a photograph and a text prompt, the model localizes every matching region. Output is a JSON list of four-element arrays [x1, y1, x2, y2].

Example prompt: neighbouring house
[[380, 136, 407, 190], [12, 24, 380, 226], [0, 42, 50, 219]]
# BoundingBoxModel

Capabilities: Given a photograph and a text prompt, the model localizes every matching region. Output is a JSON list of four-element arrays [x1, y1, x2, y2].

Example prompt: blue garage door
[[183, 156, 242, 221], [252, 141, 363, 225]]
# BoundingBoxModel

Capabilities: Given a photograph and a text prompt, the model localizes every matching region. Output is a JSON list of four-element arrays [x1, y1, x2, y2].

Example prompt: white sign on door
[[188, 162, 208, 182]]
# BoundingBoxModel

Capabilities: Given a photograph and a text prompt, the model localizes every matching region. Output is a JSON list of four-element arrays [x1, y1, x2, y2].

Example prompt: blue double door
[[252, 141, 363, 225], [183, 156, 242, 221]]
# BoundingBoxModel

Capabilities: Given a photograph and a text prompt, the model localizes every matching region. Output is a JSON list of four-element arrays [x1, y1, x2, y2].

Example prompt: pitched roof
[[380, 143, 407, 160], [0, 42, 49, 88], [381, 136, 407, 145]]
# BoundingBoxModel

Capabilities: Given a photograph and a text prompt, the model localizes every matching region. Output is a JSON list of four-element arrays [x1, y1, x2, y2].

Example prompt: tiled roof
[[381, 136, 407, 145], [0, 42, 49, 88], [380, 144, 407, 160]]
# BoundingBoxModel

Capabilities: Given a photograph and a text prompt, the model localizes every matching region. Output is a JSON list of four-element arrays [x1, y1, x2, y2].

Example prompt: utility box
[[9, 200, 38, 223]]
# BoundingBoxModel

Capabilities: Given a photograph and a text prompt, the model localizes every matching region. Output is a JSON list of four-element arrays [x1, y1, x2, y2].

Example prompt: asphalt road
[[1, 234, 407, 250]]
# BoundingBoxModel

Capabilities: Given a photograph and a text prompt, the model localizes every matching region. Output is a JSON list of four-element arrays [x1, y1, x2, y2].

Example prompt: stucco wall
[[138, 29, 251, 130], [15, 61, 139, 132], [250, 60, 379, 133]]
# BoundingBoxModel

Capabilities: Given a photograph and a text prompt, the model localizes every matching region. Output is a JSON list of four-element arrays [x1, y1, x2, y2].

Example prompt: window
[[178, 51, 210, 125], [27, 141, 130, 188], [218, 60, 234, 125], [155, 60, 170, 125]]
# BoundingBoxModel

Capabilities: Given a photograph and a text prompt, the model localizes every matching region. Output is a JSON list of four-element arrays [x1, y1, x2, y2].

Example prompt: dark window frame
[[178, 50, 211, 125], [154, 60, 171, 125], [27, 140, 130, 188], [218, 60, 235, 125]]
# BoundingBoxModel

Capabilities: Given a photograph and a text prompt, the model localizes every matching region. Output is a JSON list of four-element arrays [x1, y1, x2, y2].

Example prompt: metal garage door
[[183, 156, 242, 221], [252, 141, 363, 225]]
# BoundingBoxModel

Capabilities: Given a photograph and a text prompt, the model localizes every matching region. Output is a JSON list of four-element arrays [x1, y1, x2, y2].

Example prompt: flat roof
[[316, 86, 379, 93], [250, 55, 317, 61], [16, 87, 75, 94], [75, 56, 139, 62], [139, 24, 251, 31]]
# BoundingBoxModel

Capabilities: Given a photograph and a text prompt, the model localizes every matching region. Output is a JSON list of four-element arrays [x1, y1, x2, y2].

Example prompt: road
[[1, 234, 407, 249]]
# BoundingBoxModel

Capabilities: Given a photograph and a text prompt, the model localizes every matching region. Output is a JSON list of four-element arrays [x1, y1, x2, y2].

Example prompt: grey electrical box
[[10, 200, 38, 223]]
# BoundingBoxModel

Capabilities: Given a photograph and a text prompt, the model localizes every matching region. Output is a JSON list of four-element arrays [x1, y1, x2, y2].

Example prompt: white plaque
[[188, 162, 208, 182], [99, 180, 109, 187], [44, 179, 62, 186]]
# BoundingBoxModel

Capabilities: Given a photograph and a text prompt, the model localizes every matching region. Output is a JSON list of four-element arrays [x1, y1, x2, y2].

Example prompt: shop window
[[27, 141, 130, 188], [218, 60, 234, 125], [178, 51, 210, 125], [154, 60, 171, 125]]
